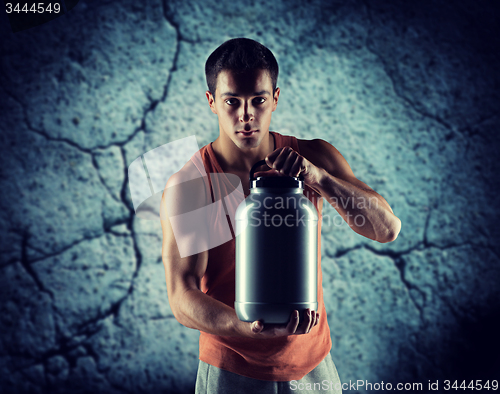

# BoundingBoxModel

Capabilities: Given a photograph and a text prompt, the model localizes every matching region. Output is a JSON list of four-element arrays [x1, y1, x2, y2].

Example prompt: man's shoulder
[[163, 159, 210, 216], [167, 159, 204, 188], [296, 137, 332, 150]]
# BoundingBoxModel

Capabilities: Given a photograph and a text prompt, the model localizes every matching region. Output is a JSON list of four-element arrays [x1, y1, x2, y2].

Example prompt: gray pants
[[195, 352, 342, 394]]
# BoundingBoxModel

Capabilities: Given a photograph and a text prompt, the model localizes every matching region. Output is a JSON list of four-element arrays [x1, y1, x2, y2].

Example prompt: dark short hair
[[205, 38, 279, 96]]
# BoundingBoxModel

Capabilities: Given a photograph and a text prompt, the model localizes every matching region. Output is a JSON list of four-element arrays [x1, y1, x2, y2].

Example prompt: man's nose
[[240, 102, 254, 122]]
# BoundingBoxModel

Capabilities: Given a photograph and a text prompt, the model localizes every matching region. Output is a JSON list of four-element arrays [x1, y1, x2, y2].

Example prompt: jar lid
[[251, 176, 303, 189], [249, 159, 304, 189]]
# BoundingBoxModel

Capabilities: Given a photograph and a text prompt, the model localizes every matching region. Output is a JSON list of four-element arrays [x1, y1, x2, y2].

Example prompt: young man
[[161, 38, 401, 393]]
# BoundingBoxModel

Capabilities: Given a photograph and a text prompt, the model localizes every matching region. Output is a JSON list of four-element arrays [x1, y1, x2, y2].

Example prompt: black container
[[235, 160, 318, 324]]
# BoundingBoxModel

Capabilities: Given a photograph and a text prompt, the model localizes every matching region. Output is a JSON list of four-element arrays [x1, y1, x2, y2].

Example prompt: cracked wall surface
[[1, 0, 499, 393]]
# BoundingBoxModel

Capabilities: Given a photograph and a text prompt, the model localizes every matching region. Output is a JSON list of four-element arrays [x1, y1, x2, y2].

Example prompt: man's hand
[[259, 147, 327, 188], [246, 308, 320, 338]]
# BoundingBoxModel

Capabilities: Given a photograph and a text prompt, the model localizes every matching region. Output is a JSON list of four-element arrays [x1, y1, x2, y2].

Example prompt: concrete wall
[[1, 0, 499, 392]]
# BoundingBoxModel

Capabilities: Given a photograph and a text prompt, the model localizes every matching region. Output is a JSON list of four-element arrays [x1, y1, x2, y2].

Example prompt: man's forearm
[[173, 288, 250, 337], [315, 169, 401, 243]]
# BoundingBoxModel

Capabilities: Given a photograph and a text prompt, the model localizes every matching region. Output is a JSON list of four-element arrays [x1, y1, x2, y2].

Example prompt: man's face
[[206, 69, 280, 150]]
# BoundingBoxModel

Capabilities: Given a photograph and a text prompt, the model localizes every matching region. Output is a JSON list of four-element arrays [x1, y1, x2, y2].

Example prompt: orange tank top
[[190, 131, 332, 381]]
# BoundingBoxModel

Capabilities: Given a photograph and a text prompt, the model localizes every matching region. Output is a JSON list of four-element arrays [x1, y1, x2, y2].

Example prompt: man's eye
[[225, 98, 239, 105], [253, 97, 265, 104]]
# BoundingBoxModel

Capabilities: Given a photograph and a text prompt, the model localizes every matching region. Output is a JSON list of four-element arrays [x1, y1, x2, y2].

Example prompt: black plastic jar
[[235, 160, 318, 324]]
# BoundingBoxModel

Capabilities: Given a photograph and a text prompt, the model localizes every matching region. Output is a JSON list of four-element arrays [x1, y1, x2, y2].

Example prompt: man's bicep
[[304, 138, 377, 192], [317, 140, 396, 214], [160, 188, 209, 295]]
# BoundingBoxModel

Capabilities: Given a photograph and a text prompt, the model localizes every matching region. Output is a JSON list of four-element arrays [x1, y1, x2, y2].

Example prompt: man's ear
[[272, 87, 280, 112], [206, 91, 217, 114]]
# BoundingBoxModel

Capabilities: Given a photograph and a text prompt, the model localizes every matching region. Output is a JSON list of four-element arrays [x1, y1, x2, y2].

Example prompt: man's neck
[[212, 132, 276, 173]]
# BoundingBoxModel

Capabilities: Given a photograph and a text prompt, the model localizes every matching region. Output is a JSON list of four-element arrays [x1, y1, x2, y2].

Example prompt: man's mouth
[[237, 130, 258, 136]]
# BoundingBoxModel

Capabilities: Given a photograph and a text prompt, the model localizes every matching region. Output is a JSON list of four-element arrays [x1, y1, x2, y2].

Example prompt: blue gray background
[[1, 0, 500, 393]]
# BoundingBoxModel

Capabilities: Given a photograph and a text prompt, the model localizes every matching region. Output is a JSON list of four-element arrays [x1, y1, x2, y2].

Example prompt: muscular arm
[[161, 221, 247, 337], [160, 164, 247, 336], [267, 139, 401, 243]]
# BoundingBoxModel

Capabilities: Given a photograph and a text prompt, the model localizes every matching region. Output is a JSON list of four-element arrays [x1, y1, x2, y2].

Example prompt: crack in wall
[[360, 0, 497, 143], [422, 207, 432, 248], [0, 23, 182, 154], [7, 31, 212, 375], [67, 146, 153, 339], [365, 3, 499, 157], [83, 14, 187, 330], [326, 242, 424, 317], [119, 147, 135, 213], [325, 239, 439, 371], [20, 231, 54, 300], [9, 310, 102, 374], [162, 0, 205, 45], [328, 237, 498, 324], [9, 289, 139, 388], [25, 231, 104, 265], [0, 75, 94, 154], [367, 244, 424, 321], [0, 92, 138, 274], [90, 152, 122, 204]]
